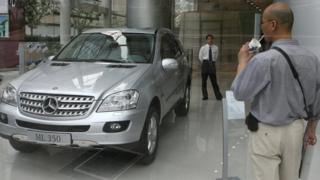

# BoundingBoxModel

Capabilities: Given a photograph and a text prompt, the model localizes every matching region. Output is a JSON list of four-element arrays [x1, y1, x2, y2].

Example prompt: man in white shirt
[[199, 34, 223, 100]]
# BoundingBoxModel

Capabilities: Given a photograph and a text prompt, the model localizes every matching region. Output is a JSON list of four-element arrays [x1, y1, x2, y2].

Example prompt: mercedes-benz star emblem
[[42, 97, 58, 114]]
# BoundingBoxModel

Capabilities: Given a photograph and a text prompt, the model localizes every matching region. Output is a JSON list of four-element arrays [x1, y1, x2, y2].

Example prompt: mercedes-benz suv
[[0, 28, 192, 164]]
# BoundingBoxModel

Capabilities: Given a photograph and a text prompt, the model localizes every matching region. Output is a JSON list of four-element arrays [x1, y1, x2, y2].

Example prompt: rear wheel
[[9, 138, 39, 153], [138, 107, 159, 165], [175, 85, 191, 116]]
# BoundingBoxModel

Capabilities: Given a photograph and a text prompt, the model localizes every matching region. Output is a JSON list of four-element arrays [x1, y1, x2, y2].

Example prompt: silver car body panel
[[0, 28, 191, 146]]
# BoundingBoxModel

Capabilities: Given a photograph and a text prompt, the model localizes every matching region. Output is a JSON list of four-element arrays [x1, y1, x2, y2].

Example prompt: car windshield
[[55, 32, 155, 63]]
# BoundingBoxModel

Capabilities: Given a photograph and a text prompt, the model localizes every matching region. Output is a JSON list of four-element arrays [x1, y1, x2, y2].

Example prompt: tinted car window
[[161, 34, 182, 59], [161, 34, 175, 59], [172, 38, 182, 58]]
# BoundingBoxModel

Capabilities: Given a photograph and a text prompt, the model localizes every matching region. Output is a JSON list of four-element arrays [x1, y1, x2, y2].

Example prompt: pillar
[[127, 0, 173, 29], [60, 0, 71, 45]]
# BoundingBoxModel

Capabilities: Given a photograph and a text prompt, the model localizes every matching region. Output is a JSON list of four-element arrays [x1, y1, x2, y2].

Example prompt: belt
[[203, 60, 215, 62]]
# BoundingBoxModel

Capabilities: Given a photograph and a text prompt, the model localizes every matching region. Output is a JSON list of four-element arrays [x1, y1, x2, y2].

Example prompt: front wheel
[[9, 138, 39, 153], [175, 85, 191, 116], [138, 107, 159, 165]]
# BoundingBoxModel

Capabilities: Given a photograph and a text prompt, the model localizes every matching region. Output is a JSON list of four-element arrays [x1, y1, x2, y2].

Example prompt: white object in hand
[[248, 38, 262, 51]]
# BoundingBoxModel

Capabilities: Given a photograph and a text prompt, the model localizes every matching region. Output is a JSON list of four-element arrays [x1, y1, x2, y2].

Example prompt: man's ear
[[271, 20, 278, 31]]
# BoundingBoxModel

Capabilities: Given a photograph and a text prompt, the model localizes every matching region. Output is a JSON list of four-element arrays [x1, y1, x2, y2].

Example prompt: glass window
[[172, 38, 182, 58], [161, 34, 182, 59], [55, 32, 154, 63]]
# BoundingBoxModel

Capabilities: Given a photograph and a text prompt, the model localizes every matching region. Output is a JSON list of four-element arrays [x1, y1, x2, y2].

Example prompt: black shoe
[[202, 97, 208, 100], [216, 96, 223, 101]]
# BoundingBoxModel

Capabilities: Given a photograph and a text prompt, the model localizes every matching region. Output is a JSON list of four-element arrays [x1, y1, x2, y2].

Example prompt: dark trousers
[[201, 61, 222, 99]]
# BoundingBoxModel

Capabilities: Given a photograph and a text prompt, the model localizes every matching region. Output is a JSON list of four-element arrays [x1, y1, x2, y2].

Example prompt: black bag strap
[[272, 46, 311, 118]]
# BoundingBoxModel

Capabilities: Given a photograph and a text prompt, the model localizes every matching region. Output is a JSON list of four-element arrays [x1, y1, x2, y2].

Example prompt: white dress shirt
[[198, 44, 219, 63]]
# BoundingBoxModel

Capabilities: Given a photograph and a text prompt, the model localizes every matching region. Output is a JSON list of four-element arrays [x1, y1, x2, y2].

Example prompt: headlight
[[1, 84, 17, 106], [97, 90, 139, 112]]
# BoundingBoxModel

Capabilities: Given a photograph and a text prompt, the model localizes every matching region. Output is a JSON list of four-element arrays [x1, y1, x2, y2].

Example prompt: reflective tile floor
[[0, 70, 319, 180]]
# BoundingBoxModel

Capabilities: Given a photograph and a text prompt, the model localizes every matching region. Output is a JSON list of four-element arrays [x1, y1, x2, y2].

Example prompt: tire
[[9, 138, 39, 153], [138, 106, 159, 165], [175, 85, 191, 116]]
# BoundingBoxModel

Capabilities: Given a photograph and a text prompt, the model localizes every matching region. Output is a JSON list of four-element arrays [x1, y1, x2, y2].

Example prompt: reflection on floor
[[0, 70, 318, 180]]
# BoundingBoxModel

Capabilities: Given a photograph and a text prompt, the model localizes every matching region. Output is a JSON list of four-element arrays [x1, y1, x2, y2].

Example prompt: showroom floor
[[0, 69, 319, 180]]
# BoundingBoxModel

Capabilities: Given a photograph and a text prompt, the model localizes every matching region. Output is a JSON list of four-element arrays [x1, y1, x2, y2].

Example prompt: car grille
[[16, 120, 90, 132], [19, 92, 95, 117]]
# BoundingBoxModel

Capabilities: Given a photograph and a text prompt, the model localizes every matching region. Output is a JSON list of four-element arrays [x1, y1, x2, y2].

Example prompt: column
[[102, 0, 112, 27], [254, 13, 261, 39], [60, 0, 71, 45], [127, 0, 173, 29]]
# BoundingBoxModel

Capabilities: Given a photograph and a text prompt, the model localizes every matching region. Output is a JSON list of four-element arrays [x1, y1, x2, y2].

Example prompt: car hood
[[15, 62, 150, 100]]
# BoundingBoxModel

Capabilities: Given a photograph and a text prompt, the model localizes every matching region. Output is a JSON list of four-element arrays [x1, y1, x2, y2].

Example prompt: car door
[[170, 36, 186, 100], [159, 33, 180, 113]]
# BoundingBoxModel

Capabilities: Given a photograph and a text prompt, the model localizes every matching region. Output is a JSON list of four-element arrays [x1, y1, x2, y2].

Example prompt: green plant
[[23, 0, 57, 36], [72, 8, 100, 33]]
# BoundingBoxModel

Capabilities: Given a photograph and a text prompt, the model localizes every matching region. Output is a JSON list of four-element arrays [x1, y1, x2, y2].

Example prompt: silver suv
[[0, 28, 192, 164]]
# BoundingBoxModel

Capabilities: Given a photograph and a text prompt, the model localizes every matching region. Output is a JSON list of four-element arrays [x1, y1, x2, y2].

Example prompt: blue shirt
[[231, 39, 320, 125]]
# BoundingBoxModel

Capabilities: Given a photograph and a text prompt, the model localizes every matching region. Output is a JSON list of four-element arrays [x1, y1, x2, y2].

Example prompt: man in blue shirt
[[231, 2, 320, 180]]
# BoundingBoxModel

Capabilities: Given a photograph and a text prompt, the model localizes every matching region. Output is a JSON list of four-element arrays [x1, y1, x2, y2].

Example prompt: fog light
[[0, 113, 8, 124], [73, 140, 98, 147], [111, 123, 121, 130], [12, 134, 28, 141], [103, 121, 130, 133]]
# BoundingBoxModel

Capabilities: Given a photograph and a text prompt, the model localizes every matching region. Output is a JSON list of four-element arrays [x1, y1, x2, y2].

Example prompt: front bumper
[[0, 103, 147, 147]]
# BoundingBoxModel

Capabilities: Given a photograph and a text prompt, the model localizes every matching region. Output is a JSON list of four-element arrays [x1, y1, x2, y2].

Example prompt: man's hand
[[237, 42, 254, 75], [304, 120, 319, 146]]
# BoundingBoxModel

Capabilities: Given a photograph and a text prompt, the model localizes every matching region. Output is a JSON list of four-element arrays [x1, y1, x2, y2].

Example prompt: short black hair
[[206, 34, 214, 40]]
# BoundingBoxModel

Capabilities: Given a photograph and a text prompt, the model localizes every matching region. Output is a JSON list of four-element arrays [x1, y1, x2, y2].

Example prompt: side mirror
[[162, 58, 178, 71], [109, 42, 120, 49], [48, 55, 55, 61]]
